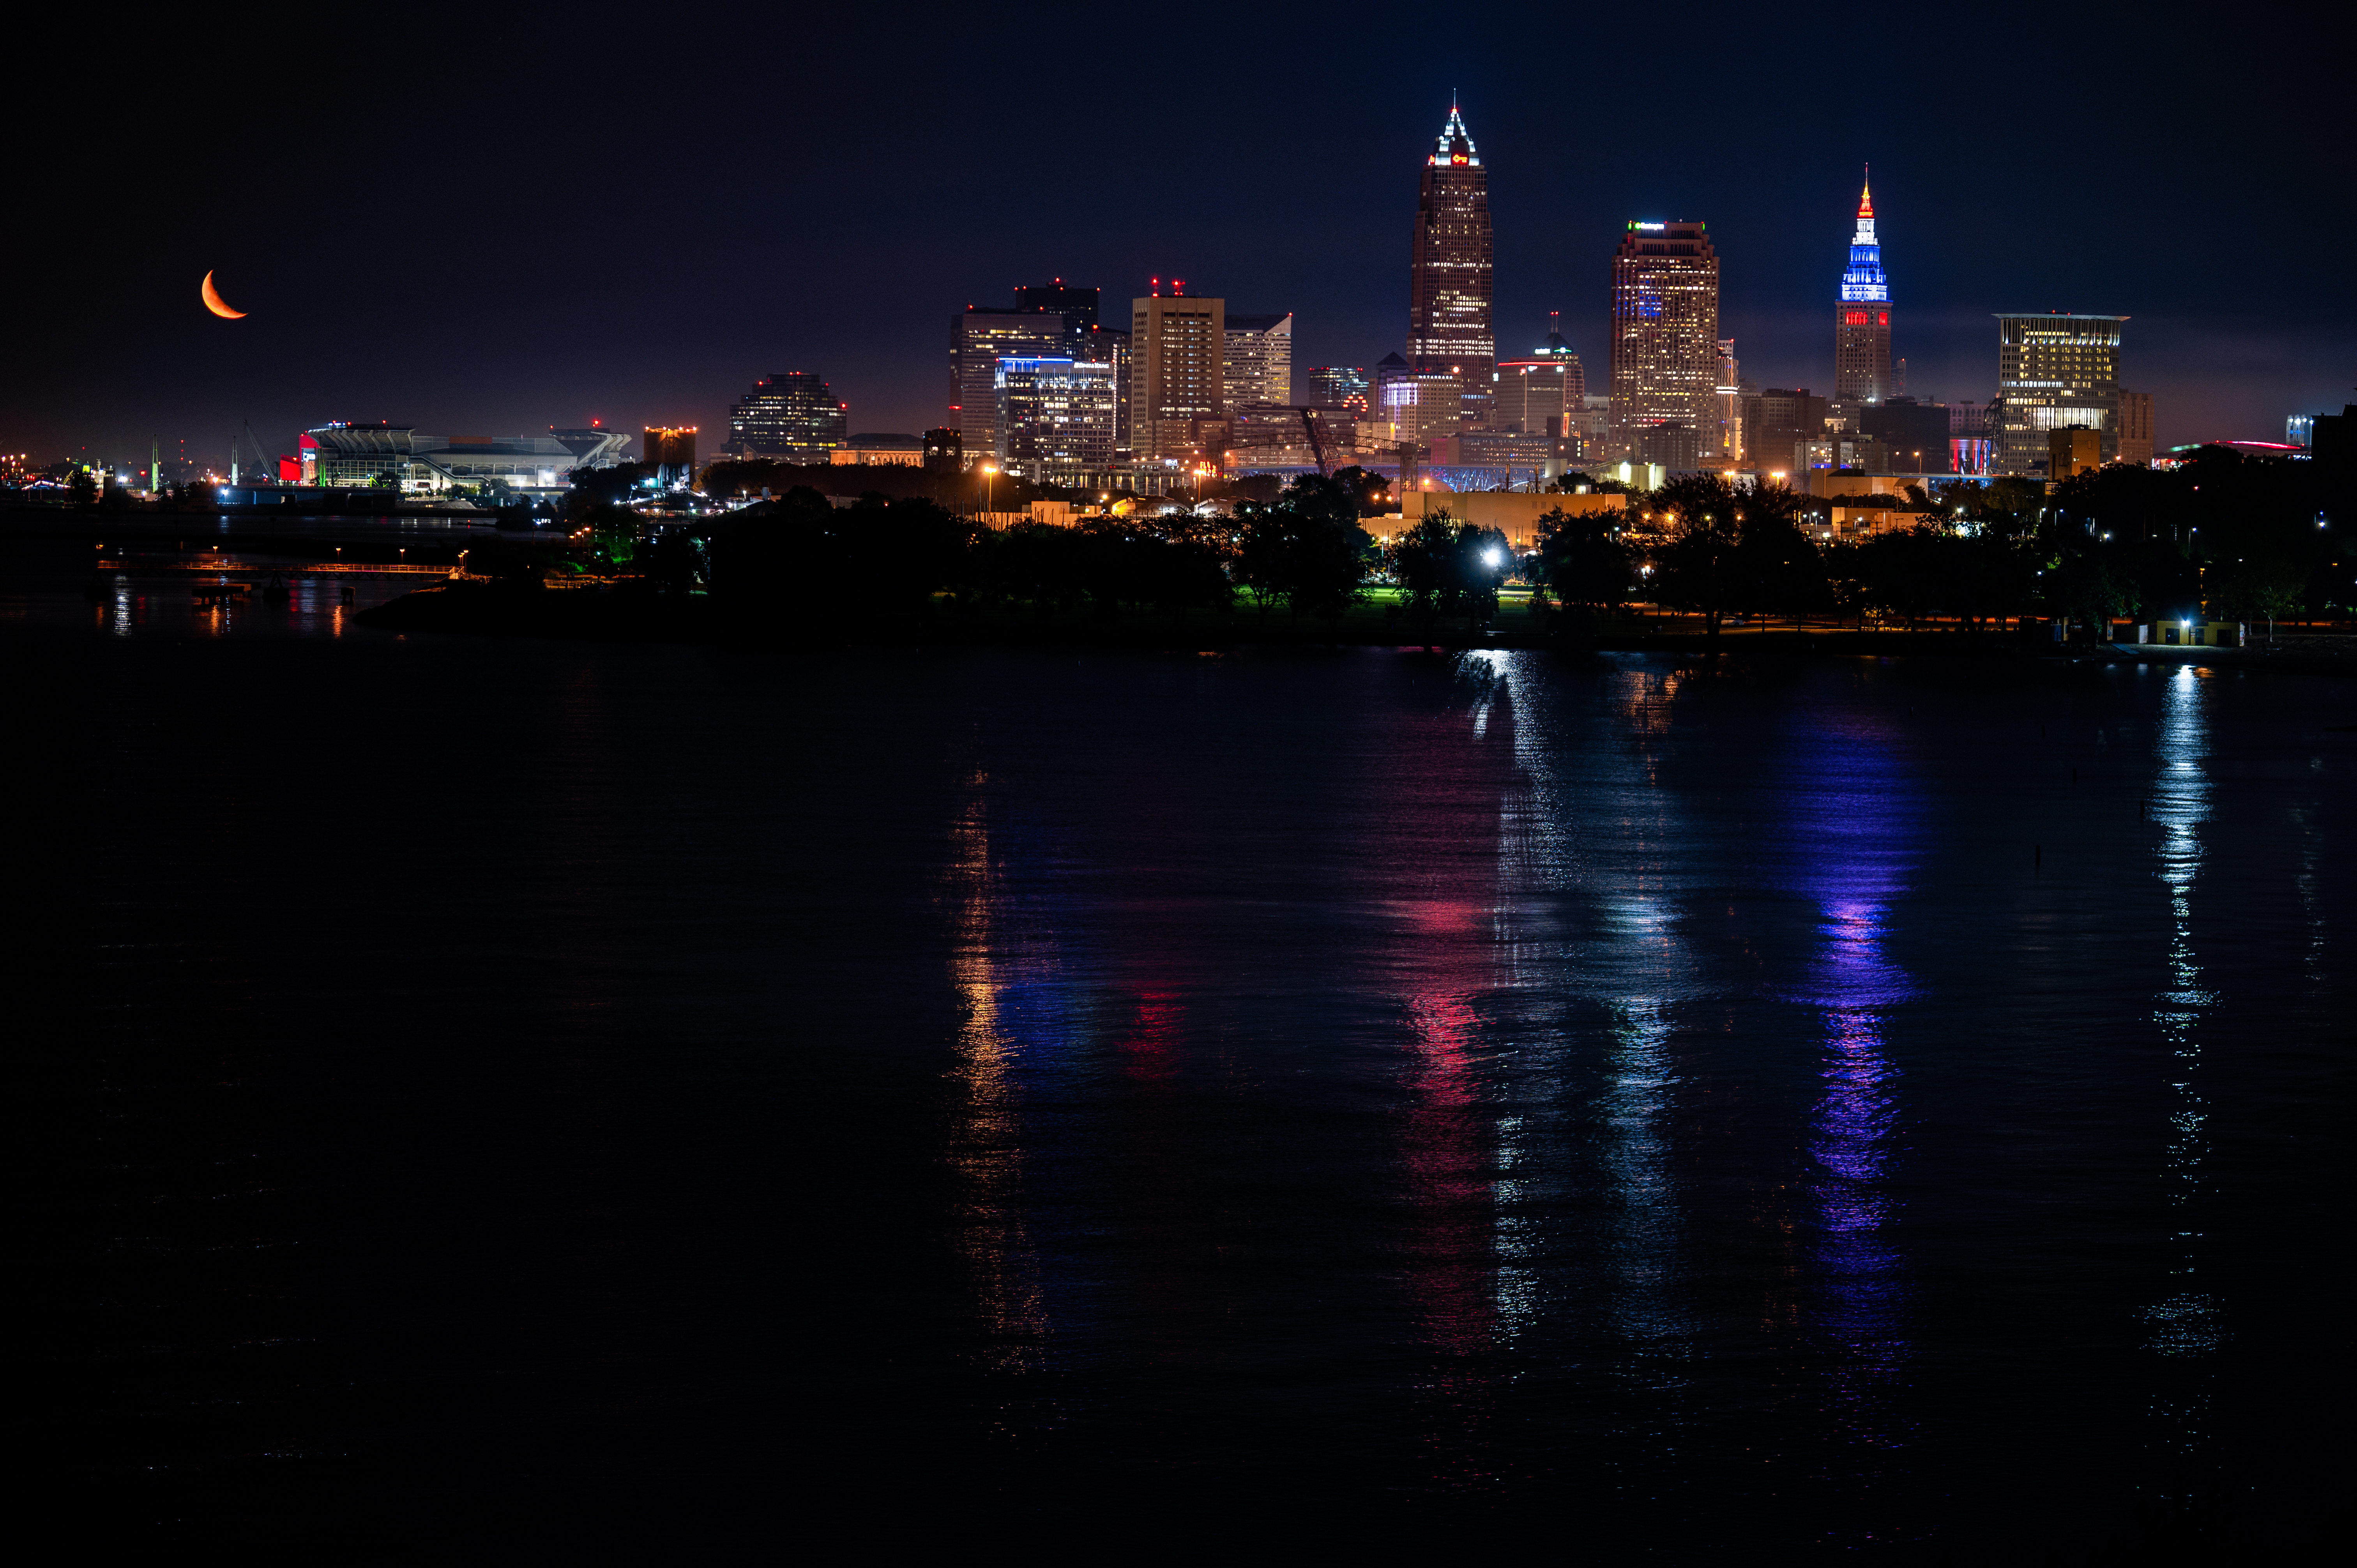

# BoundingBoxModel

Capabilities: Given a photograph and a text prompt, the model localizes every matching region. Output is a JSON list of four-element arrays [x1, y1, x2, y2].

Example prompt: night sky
[[16, 3, 2349, 472]]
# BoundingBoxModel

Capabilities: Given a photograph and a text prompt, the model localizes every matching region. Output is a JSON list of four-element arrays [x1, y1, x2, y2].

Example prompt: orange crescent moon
[[200, 270, 246, 319]]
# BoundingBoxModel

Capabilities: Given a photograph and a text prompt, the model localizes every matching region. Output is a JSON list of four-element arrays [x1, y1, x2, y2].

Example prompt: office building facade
[[723, 372, 847, 461], [1834, 174, 1894, 406], [1223, 312, 1293, 408], [2049, 427, 2102, 480], [1001, 283, 1128, 448], [2118, 390, 2154, 466], [1491, 323, 1586, 447], [951, 307, 1071, 465], [1371, 350, 1459, 451], [1859, 397, 1951, 473], [1993, 313, 2127, 474], [1309, 366, 1370, 416], [995, 358, 1118, 480], [1609, 220, 1720, 468], [1408, 102, 1495, 429], [1715, 339, 1742, 464], [1131, 291, 1225, 461], [1737, 388, 1828, 479]]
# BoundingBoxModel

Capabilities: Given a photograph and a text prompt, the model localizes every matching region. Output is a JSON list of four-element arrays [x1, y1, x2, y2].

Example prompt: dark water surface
[[32, 614, 2346, 1555]]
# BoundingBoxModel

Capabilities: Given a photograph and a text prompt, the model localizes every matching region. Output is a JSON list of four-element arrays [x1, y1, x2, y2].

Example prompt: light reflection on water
[[1498, 655, 1705, 1465], [945, 765, 1052, 1376], [54, 626, 2348, 1549], [1781, 708, 1920, 1451], [68, 569, 404, 637], [2143, 665, 2221, 1461]]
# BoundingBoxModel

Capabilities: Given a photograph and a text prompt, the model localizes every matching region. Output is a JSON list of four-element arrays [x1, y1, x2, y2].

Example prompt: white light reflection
[[1495, 652, 1700, 1375], [1602, 982, 1688, 1355], [2141, 667, 2221, 1454]]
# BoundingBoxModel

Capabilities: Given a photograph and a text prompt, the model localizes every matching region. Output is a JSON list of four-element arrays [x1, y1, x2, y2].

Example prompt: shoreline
[[353, 580, 2357, 672]]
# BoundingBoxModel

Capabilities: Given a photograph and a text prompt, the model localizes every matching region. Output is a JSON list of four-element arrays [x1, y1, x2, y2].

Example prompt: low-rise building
[[1401, 487, 1623, 549], [2050, 426, 2103, 480], [830, 434, 927, 467]]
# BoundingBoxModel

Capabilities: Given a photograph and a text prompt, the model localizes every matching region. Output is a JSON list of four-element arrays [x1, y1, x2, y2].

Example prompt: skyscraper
[[1608, 220, 1719, 469], [994, 357, 1117, 480], [1716, 339, 1742, 464], [950, 306, 1070, 466], [1992, 313, 2127, 474], [1408, 102, 1494, 429], [1012, 281, 1099, 331], [1308, 366, 1370, 417], [2118, 391, 2154, 466], [1131, 288, 1225, 461], [1835, 172, 1893, 406], [723, 373, 845, 460], [1491, 320, 1585, 442], [1223, 313, 1293, 406]]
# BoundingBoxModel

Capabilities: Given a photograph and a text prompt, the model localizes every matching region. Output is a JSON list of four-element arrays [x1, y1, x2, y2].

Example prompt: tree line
[[509, 445, 2350, 639], [1551, 447, 2347, 636]]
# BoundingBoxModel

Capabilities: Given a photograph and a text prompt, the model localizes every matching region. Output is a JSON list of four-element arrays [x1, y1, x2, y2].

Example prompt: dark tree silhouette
[[1650, 475, 1746, 637], [1389, 514, 1511, 646], [1531, 505, 1634, 628]]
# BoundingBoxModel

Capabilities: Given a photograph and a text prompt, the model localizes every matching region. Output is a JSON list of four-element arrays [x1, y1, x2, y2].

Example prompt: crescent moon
[[200, 271, 246, 320]]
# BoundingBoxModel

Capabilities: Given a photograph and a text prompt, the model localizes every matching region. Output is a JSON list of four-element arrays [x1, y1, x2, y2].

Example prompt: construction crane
[[1297, 406, 1336, 479], [230, 420, 280, 485]]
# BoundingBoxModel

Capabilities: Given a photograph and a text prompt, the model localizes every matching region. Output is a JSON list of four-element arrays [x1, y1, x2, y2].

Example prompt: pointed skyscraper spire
[[1836, 166, 1892, 406], [1433, 100, 1477, 166], [1409, 95, 1496, 426]]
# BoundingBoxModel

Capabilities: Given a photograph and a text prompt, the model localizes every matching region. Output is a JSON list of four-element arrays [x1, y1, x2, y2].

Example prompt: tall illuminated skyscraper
[[1408, 101, 1495, 429], [1608, 219, 1719, 470], [1131, 287, 1225, 461], [951, 307, 1069, 464], [1834, 171, 1893, 406], [1992, 313, 2127, 474]]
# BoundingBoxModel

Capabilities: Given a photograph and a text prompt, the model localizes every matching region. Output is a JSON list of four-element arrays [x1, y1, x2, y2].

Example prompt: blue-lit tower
[[1834, 170, 1892, 406]]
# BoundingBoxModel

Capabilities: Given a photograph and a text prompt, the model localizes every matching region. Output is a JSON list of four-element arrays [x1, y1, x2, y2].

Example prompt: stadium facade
[[304, 424, 632, 494]]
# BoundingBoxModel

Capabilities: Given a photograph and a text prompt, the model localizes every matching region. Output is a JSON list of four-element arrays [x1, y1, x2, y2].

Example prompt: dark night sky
[[13, 2, 2350, 471]]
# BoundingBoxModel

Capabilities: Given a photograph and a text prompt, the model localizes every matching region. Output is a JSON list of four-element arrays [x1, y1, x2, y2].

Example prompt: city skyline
[[12, 12, 2345, 469]]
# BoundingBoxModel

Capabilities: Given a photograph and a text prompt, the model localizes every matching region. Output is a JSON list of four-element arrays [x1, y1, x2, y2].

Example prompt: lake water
[[30, 592, 2346, 1555]]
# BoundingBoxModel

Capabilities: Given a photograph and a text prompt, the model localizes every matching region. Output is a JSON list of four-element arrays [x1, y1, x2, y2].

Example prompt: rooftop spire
[[1859, 163, 1873, 220], [1431, 100, 1478, 166]]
